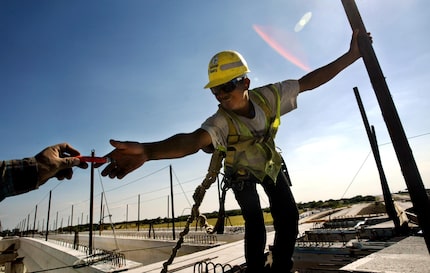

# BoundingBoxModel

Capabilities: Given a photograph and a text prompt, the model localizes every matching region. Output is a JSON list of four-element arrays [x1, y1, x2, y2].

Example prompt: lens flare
[[253, 24, 311, 72], [294, 12, 312, 32]]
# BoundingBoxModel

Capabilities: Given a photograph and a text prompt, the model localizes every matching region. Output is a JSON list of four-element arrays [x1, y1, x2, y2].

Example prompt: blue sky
[[1, 0, 429, 230]]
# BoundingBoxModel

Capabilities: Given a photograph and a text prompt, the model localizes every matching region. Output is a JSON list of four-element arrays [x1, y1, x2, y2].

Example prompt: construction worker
[[100, 29, 365, 273]]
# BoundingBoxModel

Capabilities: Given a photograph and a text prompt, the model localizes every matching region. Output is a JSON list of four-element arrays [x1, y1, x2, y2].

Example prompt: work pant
[[232, 171, 299, 273]]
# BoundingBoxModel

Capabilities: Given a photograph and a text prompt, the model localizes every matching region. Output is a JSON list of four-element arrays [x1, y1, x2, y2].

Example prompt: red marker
[[76, 155, 110, 164]]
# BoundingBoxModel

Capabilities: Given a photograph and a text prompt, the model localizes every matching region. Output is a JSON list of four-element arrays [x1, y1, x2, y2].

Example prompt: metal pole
[[216, 176, 225, 234], [55, 211, 58, 233], [26, 214, 30, 235], [89, 150, 95, 254], [71, 204, 74, 234], [170, 165, 176, 240], [371, 126, 403, 229], [167, 195, 170, 228], [33, 205, 37, 237], [354, 87, 401, 232], [137, 194, 141, 232], [99, 192, 104, 236], [45, 190, 52, 241], [25, 213, 30, 236], [342, 0, 430, 252]]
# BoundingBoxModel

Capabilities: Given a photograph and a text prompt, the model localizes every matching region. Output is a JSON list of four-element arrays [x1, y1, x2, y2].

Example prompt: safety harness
[[219, 85, 282, 183]]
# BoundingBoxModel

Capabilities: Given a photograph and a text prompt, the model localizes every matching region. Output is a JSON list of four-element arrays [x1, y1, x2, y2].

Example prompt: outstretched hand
[[99, 139, 147, 179], [35, 143, 88, 185]]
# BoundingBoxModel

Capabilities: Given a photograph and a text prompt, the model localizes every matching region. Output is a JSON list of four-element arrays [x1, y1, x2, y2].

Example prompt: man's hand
[[99, 139, 147, 179], [35, 143, 88, 186]]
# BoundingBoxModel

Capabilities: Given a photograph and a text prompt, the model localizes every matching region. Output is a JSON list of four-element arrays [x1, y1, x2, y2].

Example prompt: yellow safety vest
[[218, 85, 282, 183]]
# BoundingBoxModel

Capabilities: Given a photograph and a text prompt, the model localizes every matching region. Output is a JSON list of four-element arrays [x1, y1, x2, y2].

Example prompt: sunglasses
[[211, 77, 246, 96]]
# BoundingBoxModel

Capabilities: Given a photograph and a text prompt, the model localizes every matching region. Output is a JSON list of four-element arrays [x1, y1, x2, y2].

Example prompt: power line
[[172, 167, 192, 207], [340, 151, 372, 199], [340, 132, 430, 199], [104, 165, 170, 193]]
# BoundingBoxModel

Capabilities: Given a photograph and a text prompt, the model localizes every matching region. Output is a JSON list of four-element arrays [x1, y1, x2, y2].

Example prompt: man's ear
[[243, 77, 250, 89]]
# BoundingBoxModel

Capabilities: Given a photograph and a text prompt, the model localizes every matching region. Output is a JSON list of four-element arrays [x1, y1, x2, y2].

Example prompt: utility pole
[[99, 192, 104, 236], [89, 150, 95, 254], [137, 194, 141, 232], [167, 196, 170, 228], [126, 204, 128, 230], [26, 214, 30, 235], [170, 165, 176, 240], [342, 0, 430, 252], [32, 205, 37, 237], [55, 211, 58, 233], [70, 205, 74, 234], [45, 191, 52, 241]]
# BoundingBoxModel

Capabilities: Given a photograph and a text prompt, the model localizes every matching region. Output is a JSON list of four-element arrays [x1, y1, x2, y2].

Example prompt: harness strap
[[252, 85, 281, 141], [221, 85, 281, 145], [219, 85, 281, 173]]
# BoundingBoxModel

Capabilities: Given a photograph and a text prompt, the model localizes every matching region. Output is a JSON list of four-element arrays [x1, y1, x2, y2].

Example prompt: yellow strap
[[217, 85, 281, 168], [219, 85, 281, 146], [271, 85, 281, 134], [249, 85, 281, 139]]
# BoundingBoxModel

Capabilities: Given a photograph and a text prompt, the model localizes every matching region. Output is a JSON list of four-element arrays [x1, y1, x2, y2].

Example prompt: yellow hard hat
[[204, 50, 250, 89]]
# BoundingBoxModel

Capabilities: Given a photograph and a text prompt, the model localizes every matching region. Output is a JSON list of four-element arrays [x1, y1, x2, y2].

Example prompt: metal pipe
[[342, 0, 430, 252], [354, 87, 401, 232]]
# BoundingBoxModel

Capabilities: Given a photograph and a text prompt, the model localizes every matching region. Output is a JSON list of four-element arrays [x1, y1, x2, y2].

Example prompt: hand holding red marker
[[76, 155, 111, 164]]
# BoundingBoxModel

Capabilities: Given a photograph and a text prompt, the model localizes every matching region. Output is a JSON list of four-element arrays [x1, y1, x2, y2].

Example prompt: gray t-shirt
[[201, 79, 300, 149]]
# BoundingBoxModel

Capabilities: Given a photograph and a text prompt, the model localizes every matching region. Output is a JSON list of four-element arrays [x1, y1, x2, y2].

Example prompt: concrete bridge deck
[[341, 235, 429, 273]]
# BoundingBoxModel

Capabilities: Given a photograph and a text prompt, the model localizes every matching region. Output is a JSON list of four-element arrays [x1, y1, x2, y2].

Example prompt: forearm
[[144, 133, 202, 161], [0, 158, 39, 201], [299, 49, 359, 92], [101, 130, 212, 179]]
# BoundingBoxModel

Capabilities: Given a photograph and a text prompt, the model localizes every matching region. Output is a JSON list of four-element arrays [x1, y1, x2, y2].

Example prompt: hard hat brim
[[204, 71, 250, 89]]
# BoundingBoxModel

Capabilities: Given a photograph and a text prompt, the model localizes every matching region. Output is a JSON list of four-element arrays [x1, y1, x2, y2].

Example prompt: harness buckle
[[237, 168, 247, 176], [224, 168, 251, 192]]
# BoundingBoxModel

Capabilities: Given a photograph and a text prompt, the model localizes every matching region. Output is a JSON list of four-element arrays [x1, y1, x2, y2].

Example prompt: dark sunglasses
[[211, 77, 246, 95]]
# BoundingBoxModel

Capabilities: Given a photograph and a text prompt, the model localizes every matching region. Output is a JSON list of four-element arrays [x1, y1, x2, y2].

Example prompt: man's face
[[211, 78, 248, 112]]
